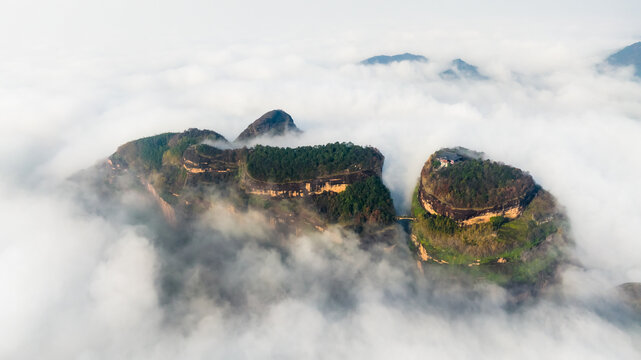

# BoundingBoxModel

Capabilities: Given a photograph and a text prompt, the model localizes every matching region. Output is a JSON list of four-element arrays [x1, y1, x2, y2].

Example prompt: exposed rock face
[[180, 144, 383, 199], [418, 184, 536, 224], [242, 170, 378, 198], [182, 145, 245, 185], [360, 53, 428, 65], [607, 41, 641, 77], [235, 110, 301, 142]]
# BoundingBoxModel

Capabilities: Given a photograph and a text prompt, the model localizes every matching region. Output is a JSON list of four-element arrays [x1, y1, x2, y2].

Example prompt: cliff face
[[182, 146, 245, 185], [417, 181, 537, 225], [242, 170, 377, 198]]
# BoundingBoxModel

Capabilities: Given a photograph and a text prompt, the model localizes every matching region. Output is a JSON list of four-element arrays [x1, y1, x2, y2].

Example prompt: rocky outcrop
[[235, 110, 301, 142], [418, 184, 537, 224], [242, 170, 377, 198], [182, 146, 245, 185]]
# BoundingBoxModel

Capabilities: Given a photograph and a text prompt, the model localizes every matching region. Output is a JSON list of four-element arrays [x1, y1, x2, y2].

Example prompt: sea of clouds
[[1, 1, 641, 358]]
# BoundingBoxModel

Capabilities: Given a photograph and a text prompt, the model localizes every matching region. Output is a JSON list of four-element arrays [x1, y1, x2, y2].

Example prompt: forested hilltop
[[99, 111, 396, 239], [422, 148, 535, 209], [411, 147, 571, 291], [247, 143, 383, 182]]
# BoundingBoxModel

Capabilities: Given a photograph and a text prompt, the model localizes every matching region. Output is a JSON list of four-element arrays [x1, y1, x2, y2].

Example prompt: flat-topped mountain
[[440, 59, 489, 81], [606, 41, 641, 77], [418, 147, 536, 223], [410, 147, 570, 289], [235, 109, 301, 142], [360, 53, 428, 65]]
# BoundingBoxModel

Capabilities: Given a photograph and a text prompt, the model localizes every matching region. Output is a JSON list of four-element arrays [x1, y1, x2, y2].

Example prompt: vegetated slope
[[410, 147, 571, 289], [312, 176, 395, 225], [111, 129, 228, 173]]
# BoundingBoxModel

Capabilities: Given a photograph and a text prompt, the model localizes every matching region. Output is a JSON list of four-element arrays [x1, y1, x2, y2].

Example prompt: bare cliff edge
[[102, 111, 395, 238], [410, 147, 572, 293]]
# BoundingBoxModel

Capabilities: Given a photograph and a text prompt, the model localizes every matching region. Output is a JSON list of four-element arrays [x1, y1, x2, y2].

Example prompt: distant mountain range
[[360, 53, 488, 80], [606, 41, 641, 77], [360, 53, 428, 65]]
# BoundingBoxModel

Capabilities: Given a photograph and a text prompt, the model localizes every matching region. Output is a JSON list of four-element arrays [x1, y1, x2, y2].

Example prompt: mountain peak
[[440, 59, 488, 80], [606, 41, 641, 77], [235, 110, 302, 142]]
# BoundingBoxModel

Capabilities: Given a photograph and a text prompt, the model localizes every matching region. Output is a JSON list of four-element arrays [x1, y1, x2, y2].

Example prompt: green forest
[[123, 132, 176, 171], [246, 142, 383, 182], [427, 158, 535, 208], [312, 176, 395, 225], [115, 130, 227, 172]]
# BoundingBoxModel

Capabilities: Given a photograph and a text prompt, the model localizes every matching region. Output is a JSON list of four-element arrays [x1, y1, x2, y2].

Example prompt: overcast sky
[[1, 0, 640, 54]]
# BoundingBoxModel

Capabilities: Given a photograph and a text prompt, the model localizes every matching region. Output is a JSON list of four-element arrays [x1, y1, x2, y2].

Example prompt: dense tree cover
[[116, 130, 228, 172], [411, 188, 562, 263], [426, 158, 535, 208], [421, 213, 459, 235], [246, 143, 383, 182], [490, 215, 508, 230], [313, 176, 395, 225], [129, 133, 176, 171]]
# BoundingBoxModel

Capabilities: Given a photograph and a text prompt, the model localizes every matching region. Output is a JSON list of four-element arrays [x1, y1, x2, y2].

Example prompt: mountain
[[100, 113, 395, 239], [235, 109, 301, 142], [360, 53, 428, 65], [440, 59, 489, 80], [606, 41, 641, 77], [410, 147, 570, 291]]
